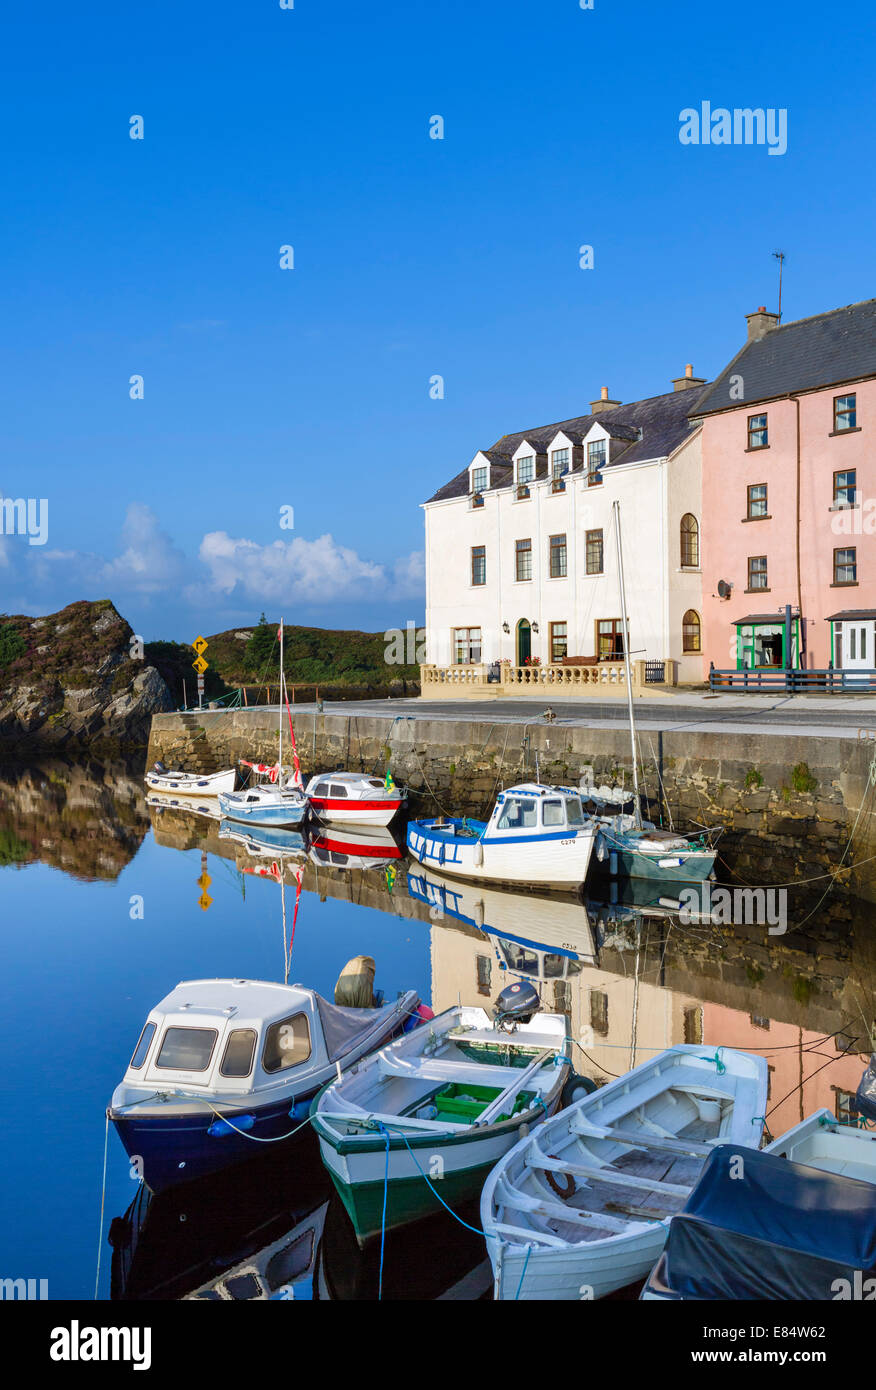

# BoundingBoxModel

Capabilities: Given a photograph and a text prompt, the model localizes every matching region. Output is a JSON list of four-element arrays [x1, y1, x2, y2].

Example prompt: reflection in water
[[2, 758, 875, 1298]]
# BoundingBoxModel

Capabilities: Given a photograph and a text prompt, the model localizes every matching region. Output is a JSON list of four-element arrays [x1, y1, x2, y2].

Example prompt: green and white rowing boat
[[310, 1003, 571, 1246]]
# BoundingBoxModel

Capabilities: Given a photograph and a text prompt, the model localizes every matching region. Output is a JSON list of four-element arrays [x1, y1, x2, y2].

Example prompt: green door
[[517, 619, 531, 666]]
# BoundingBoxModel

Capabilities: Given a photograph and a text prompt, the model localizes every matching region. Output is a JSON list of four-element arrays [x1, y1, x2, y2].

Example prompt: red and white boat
[[304, 772, 406, 827]]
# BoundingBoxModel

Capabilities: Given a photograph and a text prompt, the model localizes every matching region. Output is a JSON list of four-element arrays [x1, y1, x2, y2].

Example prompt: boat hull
[[407, 819, 596, 890], [145, 770, 236, 797], [218, 792, 308, 828], [310, 799, 404, 828], [595, 838, 715, 883], [316, 1107, 560, 1247], [493, 1224, 670, 1301]]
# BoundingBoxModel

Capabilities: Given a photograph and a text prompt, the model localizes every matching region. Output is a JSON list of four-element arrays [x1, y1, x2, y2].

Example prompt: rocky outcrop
[[0, 600, 174, 748]]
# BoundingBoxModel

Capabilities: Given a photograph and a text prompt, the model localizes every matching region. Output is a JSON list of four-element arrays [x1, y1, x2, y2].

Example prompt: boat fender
[[208, 1113, 256, 1138], [596, 839, 605, 863], [473, 841, 484, 868], [543, 1160, 575, 1200], [439, 842, 446, 865], [288, 1099, 312, 1123], [561, 1072, 597, 1109]]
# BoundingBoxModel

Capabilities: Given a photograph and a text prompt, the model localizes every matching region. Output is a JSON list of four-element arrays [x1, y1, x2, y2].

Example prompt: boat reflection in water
[[109, 1148, 329, 1301], [309, 824, 404, 873]]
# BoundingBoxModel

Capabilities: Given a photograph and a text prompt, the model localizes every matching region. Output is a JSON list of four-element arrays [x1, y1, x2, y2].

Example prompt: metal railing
[[709, 666, 876, 693]]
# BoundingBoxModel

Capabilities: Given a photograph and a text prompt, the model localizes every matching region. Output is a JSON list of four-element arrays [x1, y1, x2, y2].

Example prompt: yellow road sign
[[193, 636, 209, 655], [197, 872, 212, 890], [198, 892, 213, 912], [192, 656, 209, 675]]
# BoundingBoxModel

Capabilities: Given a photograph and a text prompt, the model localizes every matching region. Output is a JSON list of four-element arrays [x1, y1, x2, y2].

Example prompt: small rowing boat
[[407, 783, 597, 891], [311, 984, 572, 1246], [481, 1043, 768, 1300], [304, 771, 407, 827], [144, 763, 236, 797]]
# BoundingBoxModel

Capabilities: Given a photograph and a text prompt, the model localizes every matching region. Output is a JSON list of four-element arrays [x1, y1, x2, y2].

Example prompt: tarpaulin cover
[[661, 1143, 876, 1300], [315, 994, 392, 1062], [856, 1054, 876, 1123]]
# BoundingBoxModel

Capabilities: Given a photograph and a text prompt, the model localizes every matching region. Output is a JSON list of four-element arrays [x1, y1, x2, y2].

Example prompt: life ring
[[543, 1160, 575, 1199]]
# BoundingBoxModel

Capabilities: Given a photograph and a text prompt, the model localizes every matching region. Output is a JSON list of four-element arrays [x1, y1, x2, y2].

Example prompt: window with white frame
[[587, 438, 606, 484], [471, 465, 488, 494]]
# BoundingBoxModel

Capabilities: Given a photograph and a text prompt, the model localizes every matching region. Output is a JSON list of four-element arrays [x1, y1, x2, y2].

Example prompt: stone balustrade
[[419, 659, 678, 696]]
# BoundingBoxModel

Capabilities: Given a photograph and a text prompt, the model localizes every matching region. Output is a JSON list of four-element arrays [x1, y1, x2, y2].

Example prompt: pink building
[[694, 299, 876, 677]]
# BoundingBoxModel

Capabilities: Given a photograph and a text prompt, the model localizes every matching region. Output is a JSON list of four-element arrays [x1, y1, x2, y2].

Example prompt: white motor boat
[[145, 764, 236, 797], [108, 974, 420, 1193], [481, 1043, 768, 1300], [407, 783, 597, 891], [304, 771, 407, 827]]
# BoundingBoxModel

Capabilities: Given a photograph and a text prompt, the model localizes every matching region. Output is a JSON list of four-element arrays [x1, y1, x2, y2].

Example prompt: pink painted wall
[[700, 377, 876, 674], [703, 1001, 867, 1138]]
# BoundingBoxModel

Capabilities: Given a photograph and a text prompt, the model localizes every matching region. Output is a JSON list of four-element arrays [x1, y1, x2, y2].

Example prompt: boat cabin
[[122, 979, 357, 1097], [487, 783, 587, 836]]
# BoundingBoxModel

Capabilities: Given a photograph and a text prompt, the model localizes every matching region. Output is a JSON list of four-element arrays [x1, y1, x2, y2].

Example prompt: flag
[[385, 769, 394, 791]]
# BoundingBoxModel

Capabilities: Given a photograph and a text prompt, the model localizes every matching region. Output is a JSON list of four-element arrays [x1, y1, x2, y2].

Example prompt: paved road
[[274, 694, 876, 741]]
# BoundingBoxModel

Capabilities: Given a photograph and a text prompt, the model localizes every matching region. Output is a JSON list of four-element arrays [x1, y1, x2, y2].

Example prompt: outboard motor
[[493, 980, 541, 1031], [855, 1053, 876, 1123], [153, 761, 167, 774]]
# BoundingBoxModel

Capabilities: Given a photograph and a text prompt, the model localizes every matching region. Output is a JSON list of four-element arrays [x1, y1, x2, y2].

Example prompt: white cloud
[[98, 503, 187, 594], [194, 531, 424, 606]]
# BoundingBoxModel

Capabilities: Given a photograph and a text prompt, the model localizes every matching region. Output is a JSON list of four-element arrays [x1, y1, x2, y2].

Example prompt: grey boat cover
[[660, 1143, 876, 1300], [315, 992, 393, 1062], [855, 1054, 876, 1123]]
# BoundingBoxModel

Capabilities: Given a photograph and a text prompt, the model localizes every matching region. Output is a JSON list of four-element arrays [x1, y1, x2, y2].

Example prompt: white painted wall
[[424, 424, 704, 679]]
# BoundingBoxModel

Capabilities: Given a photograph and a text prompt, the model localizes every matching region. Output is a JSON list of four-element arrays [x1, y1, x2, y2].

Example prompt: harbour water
[[1, 757, 874, 1300]]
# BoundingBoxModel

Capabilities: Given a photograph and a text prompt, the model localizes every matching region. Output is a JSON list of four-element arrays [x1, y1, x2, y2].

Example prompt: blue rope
[[514, 1245, 532, 1300], [376, 1122, 486, 1236], [378, 1128, 390, 1301]]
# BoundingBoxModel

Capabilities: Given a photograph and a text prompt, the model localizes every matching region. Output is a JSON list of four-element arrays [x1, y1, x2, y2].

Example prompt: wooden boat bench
[[570, 1118, 714, 1158], [525, 1146, 692, 1198]]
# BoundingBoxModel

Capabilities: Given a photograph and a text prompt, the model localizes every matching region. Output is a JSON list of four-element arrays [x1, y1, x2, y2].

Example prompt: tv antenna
[[773, 250, 785, 320]]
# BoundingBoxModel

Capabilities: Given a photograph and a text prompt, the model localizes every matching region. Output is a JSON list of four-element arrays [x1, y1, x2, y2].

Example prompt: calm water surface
[[1, 759, 874, 1299]]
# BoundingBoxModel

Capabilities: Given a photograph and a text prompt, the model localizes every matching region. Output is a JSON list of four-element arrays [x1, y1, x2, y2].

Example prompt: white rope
[[94, 1112, 110, 1300]]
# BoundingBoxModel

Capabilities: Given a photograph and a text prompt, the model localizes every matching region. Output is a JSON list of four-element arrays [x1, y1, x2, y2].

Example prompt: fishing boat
[[108, 971, 420, 1194], [406, 782, 597, 891], [311, 983, 572, 1246], [640, 1116, 876, 1300], [586, 501, 720, 883], [304, 771, 407, 827], [144, 764, 237, 797], [310, 824, 404, 871], [481, 1043, 768, 1300], [146, 790, 223, 821]]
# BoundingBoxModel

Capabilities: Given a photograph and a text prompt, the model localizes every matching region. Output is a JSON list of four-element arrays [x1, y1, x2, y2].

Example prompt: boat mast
[[612, 500, 642, 829], [278, 618, 284, 785]]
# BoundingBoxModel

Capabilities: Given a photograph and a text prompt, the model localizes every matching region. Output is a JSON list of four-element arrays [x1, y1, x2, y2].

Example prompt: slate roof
[[825, 609, 876, 621], [426, 388, 704, 503], [692, 298, 876, 417]]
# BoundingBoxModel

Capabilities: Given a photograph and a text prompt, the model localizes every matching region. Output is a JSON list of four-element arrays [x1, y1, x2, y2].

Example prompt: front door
[[517, 619, 531, 665], [842, 621, 873, 672]]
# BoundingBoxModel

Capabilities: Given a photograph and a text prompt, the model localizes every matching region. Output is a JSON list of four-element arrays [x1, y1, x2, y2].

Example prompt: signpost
[[197, 851, 213, 911], [192, 636, 208, 710]]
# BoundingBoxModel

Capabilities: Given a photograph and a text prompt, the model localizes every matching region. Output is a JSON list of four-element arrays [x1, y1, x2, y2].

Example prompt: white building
[[422, 371, 707, 686]]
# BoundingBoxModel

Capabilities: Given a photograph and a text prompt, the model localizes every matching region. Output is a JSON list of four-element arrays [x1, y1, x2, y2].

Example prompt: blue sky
[[1, 0, 874, 640]]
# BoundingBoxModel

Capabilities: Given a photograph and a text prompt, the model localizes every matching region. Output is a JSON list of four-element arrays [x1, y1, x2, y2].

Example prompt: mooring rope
[[94, 1112, 110, 1300]]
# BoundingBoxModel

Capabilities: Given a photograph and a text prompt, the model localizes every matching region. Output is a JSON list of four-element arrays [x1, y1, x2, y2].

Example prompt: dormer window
[[516, 455, 534, 499], [587, 439, 606, 484], [471, 465, 488, 493], [551, 449, 569, 492]]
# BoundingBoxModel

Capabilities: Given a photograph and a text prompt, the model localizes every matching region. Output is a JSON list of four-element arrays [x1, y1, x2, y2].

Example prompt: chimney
[[590, 385, 622, 414], [746, 306, 780, 342], [671, 363, 707, 393]]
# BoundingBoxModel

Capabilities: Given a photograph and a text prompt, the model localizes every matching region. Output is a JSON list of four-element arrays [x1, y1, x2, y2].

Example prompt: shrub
[[0, 623, 26, 668]]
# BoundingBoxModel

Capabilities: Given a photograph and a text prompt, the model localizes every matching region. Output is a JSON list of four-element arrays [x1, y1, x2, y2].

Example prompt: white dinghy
[[481, 1043, 768, 1300], [764, 1107, 876, 1179], [145, 764, 237, 797]]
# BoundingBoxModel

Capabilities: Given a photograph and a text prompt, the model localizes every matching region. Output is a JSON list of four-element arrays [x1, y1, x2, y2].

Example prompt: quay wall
[[147, 707, 876, 902]]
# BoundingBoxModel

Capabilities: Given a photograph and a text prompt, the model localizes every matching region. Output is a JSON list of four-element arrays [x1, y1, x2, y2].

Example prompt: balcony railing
[[710, 666, 876, 693]]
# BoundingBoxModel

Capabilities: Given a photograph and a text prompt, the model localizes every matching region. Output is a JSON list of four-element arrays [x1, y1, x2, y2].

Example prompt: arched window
[[680, 513, 699, 568], [682, 610, 701, 652]]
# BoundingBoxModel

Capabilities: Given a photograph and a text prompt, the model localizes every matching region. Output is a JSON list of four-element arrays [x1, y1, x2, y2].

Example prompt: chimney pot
[[671, 363, 706, 393], [590, 387, 622, 414], [601, 386, 608, 400], [685, 364, 693, 378]]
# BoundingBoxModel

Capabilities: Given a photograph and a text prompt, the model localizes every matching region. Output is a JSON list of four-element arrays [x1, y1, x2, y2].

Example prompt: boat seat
[[572, 1064, 728, 1130], [572, 1120, 714, 1158], [526, 1147, 692, 1198], [378, 1057, 544, 1090], [500, 1187, 639, 1236]]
